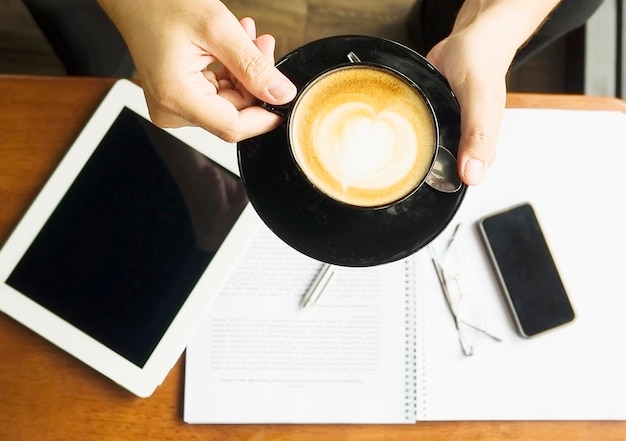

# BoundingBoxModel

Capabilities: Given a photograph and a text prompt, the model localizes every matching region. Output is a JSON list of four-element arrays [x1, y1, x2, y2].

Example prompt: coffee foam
[[290, 66, 436, 207], [315, 103, 418, 191]]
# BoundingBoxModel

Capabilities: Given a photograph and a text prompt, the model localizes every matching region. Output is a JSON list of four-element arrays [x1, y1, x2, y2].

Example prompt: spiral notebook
[[183, 108, 626, 424], [184, 224, 422, 424]]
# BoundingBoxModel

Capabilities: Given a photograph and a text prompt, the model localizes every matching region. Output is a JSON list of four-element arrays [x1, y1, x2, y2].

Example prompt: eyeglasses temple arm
[[428, 246, 474, 356]]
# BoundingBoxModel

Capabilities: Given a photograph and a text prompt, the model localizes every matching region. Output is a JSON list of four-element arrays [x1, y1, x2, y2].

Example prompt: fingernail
[[463, 158, 486, 184], [267, 74, 296, 102]]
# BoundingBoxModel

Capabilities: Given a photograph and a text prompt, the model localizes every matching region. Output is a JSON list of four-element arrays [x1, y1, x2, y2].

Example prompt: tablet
[[0, 79, 260, 397]]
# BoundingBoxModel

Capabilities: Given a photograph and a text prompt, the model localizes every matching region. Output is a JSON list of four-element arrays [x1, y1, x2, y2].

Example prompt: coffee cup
[[237, 35, 466, 267], [266, 53, 460, 209]]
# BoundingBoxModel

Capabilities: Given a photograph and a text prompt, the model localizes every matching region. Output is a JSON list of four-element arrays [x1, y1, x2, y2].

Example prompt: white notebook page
[[417, 109, 626, 420], [184, 225, 415, 424]]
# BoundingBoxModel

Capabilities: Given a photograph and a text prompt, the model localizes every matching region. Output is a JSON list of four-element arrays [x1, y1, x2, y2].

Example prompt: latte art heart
[[315, 103, 419, 192], [290, 65, 436, 207]]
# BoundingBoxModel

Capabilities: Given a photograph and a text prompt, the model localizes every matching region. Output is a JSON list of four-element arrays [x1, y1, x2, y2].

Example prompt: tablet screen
[[6, 107, 248, 367]]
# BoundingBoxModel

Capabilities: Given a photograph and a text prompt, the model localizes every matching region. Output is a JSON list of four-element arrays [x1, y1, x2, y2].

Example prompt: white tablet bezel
[[0, 79, 261, 397]]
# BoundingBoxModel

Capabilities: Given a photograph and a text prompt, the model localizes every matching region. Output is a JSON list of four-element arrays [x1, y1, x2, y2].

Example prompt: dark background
[[0, 0, 591, 94]]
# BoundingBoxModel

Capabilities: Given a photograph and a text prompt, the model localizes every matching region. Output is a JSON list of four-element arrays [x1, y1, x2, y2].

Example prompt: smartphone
[[477, 203, 575, 337]]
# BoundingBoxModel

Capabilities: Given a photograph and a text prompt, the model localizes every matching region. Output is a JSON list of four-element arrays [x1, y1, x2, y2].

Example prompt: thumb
[[427, 39, 507, 186], [454, 78, 506, 186], [214, 17, 296, 105]]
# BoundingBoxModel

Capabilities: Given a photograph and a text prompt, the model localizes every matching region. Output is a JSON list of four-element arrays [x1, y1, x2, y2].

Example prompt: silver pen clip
[[301, 263, 335, 308]]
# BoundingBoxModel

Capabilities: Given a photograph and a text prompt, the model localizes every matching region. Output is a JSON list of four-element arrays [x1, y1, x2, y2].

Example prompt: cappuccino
[[289, 65, 436, 207]]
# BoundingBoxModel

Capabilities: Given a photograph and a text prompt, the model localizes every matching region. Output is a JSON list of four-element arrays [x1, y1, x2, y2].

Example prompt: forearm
[[451, 0, 562, 66], [96, 0, 140, 48], [96, 0, 125, 28]]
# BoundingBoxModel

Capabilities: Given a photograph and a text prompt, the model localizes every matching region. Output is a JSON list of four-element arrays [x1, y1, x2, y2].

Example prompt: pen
[[301, 263, 335, 308]]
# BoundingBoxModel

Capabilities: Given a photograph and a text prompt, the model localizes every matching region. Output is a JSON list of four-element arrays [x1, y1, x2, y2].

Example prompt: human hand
[[425, 0, 561, 185], [426, 32, 508, 186], [97, 0, 297, 142]]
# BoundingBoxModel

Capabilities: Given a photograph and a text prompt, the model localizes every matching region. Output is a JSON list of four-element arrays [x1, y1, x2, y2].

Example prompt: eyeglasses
[[429, 224, 501, 356]]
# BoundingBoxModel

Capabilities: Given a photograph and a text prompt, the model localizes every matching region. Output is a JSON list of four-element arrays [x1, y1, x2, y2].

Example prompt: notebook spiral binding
[[414, 251, 428, 420], [404, 255, 418, 422]]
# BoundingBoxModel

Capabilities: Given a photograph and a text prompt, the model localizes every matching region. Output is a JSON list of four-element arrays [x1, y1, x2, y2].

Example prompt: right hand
[[426, 30, 508, 187], [425, 0, 560, 186], [98, 0, 297, 142]]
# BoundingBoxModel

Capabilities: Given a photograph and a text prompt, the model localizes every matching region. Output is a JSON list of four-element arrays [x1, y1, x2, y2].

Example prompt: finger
[[239, 16, 257, 40], [206, 99, 283, 142], [454, 76, 505, 185], [185, 83, 283, 141], [254, 33, 277, 65], [210, 31, 279, 111], [211, 17, 258, 106], [206, 5, 296, 104], [221, 32, 278, 109], [145, 75, 282, 142]]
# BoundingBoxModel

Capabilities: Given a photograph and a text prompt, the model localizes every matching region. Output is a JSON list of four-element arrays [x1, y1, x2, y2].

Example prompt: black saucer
[[237, 35, 466, 267]]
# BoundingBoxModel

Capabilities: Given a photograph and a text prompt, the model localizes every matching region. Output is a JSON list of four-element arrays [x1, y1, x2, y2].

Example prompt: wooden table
[[1, 75, 625, 441]]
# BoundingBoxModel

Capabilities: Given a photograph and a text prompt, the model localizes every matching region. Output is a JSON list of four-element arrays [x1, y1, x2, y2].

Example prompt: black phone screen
[[478, 203, 575, 337]]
